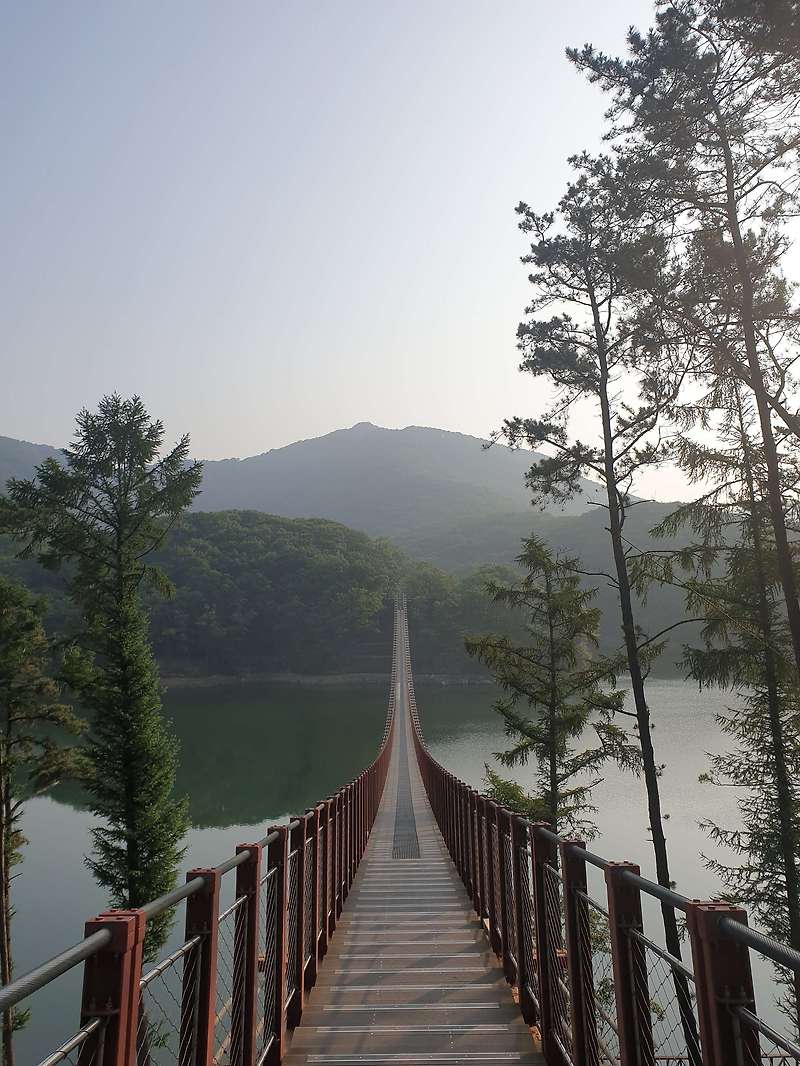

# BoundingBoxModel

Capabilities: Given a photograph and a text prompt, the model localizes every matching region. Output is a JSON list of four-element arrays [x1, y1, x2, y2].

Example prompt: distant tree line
[[0, 509, 524, 678]]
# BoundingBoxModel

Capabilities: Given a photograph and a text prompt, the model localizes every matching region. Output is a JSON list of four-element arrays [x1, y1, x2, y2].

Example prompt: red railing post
[[329, 795, 339, 930], [531, 824, 562, 1066], [79, 910, 145, 1066], [687, 901, 759, 1066], [604, 862, 653, 1066], [460, 784, 471, 889], [306, 806, 323, 989], [469, 790, 481, 915], [497, 807, 516, 984], [183, 868, 221, 1066], [460, 780, 467, 878], [321, 799, 333, 954], [334, 792, 344, 920], [343, 784, 352, 898], [288, 817, 308, 1028], [475, 793, 487, 924], [361, 773, 367, 855], [233, 842, 262, 1066], [265, 826, 289, 1065], [485, 802, 502, 956], [512, 817, 537, 1026], [560, 839, 598, 1066]]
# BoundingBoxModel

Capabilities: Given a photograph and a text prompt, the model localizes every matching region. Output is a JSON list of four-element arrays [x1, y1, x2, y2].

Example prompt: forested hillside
[[0, 511, 525, 677], [0, 429, 693, 674]]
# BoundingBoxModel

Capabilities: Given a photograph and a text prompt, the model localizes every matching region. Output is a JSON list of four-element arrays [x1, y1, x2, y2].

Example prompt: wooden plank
[[283, 651, 543, 1066]]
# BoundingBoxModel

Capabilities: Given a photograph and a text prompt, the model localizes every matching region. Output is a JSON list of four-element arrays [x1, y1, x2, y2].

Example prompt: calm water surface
[[15, 678, 747, 1062]]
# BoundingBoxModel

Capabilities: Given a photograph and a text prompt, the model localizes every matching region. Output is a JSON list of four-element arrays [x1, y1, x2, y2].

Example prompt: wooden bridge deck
[[284, 656, 543, 1065]]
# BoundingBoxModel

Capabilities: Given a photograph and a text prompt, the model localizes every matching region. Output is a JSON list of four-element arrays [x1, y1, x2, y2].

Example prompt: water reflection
[[52, 682, 388, 827]]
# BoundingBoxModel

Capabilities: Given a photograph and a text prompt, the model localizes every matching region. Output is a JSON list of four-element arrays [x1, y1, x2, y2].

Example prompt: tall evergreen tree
[[651, 385, 800, 1025], [0, 578, 85, 1066], [1, 395, 202, 953], [569, 0, 800, 685], [465, 536, 637, 837], [505, 159, 702, 1059]]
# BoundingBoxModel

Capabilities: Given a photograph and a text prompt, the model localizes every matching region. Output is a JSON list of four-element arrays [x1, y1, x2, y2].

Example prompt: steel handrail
[[720, 914, 800, 973], [0, 929, 112, 1012]]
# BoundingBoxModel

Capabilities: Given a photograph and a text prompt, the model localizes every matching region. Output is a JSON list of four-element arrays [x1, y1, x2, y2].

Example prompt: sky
[[2, 1, 687, 491]]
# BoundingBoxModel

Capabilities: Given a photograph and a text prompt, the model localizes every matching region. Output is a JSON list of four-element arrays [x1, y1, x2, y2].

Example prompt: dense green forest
[[0, 510, 526, 677]]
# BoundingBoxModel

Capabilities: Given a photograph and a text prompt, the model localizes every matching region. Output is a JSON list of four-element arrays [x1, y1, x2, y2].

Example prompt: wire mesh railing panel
[[502, 829, 518, 966], [544, 860, 575, 1065], [286, 848, 299, 1003], [576, 889, 619, 1066], [36, 1019, 107, 1066], [519, 847, 538, 1004], [214, 895, 247, 1066], [303, 835, 315, 967], [629, 928, 702, 1066], [137, 935, 202, 1066], [257, 866, 278, 1063]]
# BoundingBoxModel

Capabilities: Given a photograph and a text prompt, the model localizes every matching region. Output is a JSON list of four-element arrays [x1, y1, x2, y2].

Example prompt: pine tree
[[1, 395, 202, 954], [652, 385, 800, 1027], [0, 578, 85, 1066], [465, 536, 637, 837], [569, 0, 800, 688], [506, 160, 701, 1061]]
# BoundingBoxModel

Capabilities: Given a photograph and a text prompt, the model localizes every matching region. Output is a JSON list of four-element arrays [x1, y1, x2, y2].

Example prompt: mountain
[[196, 422, 605, 538], [0, 423, 604, 546], [0, 435, 62, 491]]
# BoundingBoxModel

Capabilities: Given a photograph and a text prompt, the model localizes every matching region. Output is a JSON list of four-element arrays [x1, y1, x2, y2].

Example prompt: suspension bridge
[[3, 601, 800, 1066]]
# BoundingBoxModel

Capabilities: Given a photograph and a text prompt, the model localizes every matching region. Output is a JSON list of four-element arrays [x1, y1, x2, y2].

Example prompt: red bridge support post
[[605, 862, 653, 1066], [687, 901, 760, 1066], [560, 839, 599, 1066], [183, 868, 221, 1066], [485, 801, 502, 957], [531, 825, 561, 1066], [233, 842, 263, 1066], [288, 817, 309, 1028], [79, 910, 145, 1066], [321, 798, 333, 951], [497, 807, 516, 985], [512, 818, 537, 1027], [307, 805, 323, 989], [266, 826, 289, 1065]]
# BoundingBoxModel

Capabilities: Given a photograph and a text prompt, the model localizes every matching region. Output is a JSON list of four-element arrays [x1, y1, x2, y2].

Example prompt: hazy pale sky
[[3, 2, 679, 487]]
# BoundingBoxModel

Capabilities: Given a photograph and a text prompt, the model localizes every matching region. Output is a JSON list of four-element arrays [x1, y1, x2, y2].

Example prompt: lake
[[14, 676, 744, 1063]]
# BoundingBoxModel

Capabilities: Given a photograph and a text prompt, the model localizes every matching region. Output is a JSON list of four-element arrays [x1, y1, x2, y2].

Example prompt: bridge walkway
[[285, 640, 543, 1065]]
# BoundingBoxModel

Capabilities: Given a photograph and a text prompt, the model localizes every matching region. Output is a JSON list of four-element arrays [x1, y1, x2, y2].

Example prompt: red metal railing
[[401, 600, 800, 1066], [4, 623, 398, 1066]]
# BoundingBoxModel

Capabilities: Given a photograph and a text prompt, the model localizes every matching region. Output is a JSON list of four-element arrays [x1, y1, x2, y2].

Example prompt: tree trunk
[[546, 570, 559, 831], [738, 407, 800, 1024], [590, 286, 701, 1064]]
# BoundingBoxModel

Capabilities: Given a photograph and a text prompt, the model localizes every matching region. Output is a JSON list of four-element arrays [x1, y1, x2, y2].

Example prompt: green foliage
[[467, 536, 638, 837], [1, 396, 201, 956], [655, 388, 800, 1023], [0, 577, 85, 1059], [146, 510, 405, 675]]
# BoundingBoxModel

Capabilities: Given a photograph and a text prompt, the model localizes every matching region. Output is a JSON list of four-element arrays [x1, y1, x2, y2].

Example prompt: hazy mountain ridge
[[0, 427, 693, 672], [0, 423, 605, 547]]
